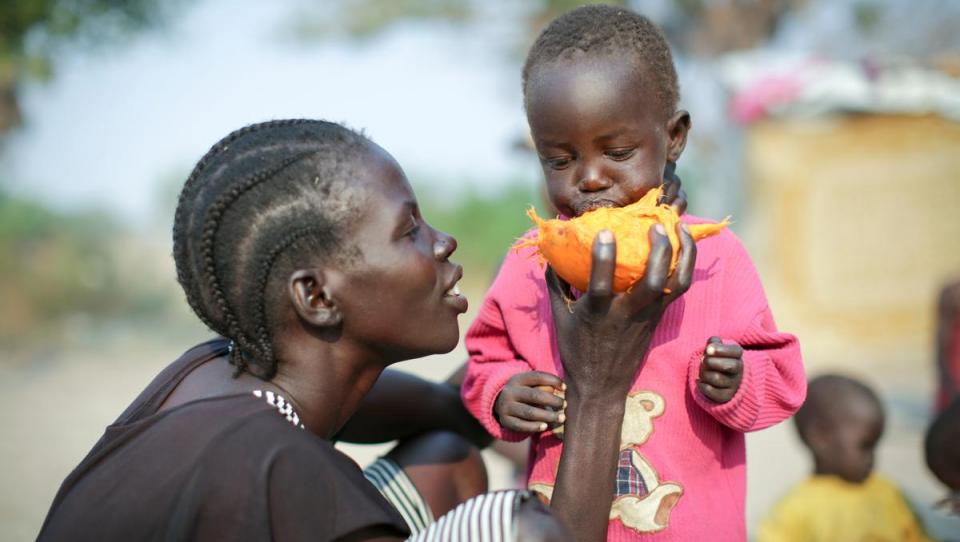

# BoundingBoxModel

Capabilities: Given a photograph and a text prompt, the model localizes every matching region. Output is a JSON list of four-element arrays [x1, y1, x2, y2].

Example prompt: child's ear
[[288, 269, 342, 328], [805, 423, 832, 458], [666, 110, 691, 162]]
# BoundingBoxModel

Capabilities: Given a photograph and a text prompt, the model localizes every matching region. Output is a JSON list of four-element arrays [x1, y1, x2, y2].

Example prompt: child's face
[[525, 55, 689, 218], [331, 145, 468, 361], [814, 400, 884, 484]]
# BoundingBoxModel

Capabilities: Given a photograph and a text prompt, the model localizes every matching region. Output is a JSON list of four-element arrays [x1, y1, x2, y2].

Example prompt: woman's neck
[[270, 338, 387, 439]]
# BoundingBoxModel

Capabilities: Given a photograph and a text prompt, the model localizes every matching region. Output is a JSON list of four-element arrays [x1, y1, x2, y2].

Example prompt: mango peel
[[515, 187, 729, 293]]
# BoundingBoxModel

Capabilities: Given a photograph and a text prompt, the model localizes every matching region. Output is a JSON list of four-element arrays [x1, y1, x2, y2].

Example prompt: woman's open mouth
[[443, 274, 468, 313]]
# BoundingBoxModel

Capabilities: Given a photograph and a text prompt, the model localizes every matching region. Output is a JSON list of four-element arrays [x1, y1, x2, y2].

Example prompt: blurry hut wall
[[743, 114, 960, 364]]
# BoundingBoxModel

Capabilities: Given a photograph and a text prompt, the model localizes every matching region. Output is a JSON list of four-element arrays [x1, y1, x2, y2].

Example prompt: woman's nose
[[434, 232, 458, 260]]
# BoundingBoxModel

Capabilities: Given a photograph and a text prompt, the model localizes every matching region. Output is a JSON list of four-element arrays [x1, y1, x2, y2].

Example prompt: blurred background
[[1, 0, 959, 540]]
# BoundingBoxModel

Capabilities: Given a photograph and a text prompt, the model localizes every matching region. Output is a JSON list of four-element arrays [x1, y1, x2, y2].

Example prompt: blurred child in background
[[936, 279, 960, 412], [926, 396, 960, 517], [758, 374, 931, 541]]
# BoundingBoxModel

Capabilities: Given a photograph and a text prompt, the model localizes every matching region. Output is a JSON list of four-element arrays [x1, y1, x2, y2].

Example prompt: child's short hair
[[521, 3, 679, 114], [794, 374, 883, 445], [172, 120, 370, 379]]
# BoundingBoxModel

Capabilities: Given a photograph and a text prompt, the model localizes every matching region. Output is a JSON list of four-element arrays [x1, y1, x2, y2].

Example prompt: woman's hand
[[658, 160, 687, 215], [546, 224, 697, 400], [494, 371, 566, 433], [698, 336, 744, 403], [545, 224, 696, 542]]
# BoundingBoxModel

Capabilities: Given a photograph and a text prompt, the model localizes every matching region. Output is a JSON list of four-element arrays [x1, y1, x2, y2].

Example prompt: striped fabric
[[364, 457, 434, 535], [408, 490, 527, 542], [252, 390, 526, 540]]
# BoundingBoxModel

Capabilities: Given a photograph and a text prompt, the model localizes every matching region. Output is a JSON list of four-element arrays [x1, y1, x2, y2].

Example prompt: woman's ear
[[666, 110, 691, 162], [289, 269, 342, 328]]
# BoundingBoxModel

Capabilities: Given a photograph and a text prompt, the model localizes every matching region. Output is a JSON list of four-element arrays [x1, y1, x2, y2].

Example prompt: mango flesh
[[515, 186, 729, 293]]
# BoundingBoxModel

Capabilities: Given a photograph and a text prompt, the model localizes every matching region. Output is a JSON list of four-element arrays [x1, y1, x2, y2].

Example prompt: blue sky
[[2, 0, 532, 224]]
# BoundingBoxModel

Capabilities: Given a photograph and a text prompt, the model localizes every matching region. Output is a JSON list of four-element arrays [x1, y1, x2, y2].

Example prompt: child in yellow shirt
[[758, 374, 931, 542]]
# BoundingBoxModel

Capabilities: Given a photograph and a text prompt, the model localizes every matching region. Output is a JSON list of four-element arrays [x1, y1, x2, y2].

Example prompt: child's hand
[[494, 371, 566, 433], [698, 336, 743, 403]]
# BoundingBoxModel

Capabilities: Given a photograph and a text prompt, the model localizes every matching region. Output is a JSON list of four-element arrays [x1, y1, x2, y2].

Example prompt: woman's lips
[[443, 282, 468, 313]]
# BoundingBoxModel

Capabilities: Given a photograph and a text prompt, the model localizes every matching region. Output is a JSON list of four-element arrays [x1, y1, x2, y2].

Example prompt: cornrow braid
[[173, 119, 318, 334], [172, 119, 371, 378], [198, 152, 315, 371], [246, 225, 336, 380]]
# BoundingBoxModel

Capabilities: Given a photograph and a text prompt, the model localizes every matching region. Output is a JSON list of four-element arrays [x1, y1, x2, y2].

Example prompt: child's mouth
[[574, 199, 619, 216]]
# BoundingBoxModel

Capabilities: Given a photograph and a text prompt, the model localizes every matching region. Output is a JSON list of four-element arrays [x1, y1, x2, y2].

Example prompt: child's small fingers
[[697, 381, 721, 399], [705, 342, 743, 358], [504, 402, 563, 424], [703, 356, 742, 375], [512, 371, 564, 389], [501, 416, 550, 434], [519, 386, 565, 409], [699, 370, 736, 389]]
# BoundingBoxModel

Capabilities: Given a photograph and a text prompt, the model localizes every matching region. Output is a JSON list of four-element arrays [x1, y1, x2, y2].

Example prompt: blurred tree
[[0, 0, 176, 138], [286, 0, 624, 44], [0, 187, 177, 348]]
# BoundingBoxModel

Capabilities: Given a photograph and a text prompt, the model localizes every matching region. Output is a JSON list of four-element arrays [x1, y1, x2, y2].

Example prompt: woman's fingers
[[659, 177, 680, 206], [545, 266, 575, 317], [586, 230, 616, 311], [625, 224, 671, 310], [665, 223, 696, 298]]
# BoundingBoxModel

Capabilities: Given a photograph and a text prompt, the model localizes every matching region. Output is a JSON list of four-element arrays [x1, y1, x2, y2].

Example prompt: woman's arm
[[546, 225, 697, 541], [334, 369, 492, 449]]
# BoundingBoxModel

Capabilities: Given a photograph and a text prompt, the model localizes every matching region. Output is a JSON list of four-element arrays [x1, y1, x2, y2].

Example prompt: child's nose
[[576, 163, 612, 192], [433, 232, 458, 260]]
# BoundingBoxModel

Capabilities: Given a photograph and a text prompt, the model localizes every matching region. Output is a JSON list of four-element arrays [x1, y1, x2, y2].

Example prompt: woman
[[38, 120, 692, 541]]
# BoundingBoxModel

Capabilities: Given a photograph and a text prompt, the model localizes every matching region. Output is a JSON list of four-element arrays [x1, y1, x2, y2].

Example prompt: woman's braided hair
[[173, 119, 370, 379]]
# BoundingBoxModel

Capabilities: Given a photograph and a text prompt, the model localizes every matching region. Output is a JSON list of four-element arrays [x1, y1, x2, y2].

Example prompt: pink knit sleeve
[[688, 232, 806, 433], [460, 296, 532, 442]]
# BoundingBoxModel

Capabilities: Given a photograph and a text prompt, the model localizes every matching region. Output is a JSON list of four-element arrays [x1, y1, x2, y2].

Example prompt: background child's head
[[926, 397, 960, 511], [794, 374, 885, 483], [521, 4, 690, 218]]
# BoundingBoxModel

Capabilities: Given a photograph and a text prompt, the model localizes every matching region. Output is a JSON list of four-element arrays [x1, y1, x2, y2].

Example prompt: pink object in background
[[729, 74, 804, 124]]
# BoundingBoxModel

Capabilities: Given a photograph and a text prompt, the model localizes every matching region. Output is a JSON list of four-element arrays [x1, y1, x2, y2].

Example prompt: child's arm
[[460, 249, 562, 441], [687, 232, 806, 433]]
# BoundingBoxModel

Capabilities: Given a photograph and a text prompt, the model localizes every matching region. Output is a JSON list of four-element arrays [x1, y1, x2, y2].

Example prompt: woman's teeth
[[446, 284, 462, 296]]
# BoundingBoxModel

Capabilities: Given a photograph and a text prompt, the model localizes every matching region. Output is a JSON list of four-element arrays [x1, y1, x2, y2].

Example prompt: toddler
[[462, 5, 805, 541], [758, 374, 931, 541]]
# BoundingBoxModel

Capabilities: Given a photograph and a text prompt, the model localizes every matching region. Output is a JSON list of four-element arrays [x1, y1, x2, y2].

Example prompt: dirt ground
[[2, 320, 958, 541]]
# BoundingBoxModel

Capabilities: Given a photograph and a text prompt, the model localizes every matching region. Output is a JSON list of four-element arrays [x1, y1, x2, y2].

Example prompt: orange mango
[[515, 186, 729, 293]]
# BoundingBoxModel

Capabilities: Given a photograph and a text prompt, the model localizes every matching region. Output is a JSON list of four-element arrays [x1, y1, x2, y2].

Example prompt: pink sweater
[[461, 216, 806, 541]]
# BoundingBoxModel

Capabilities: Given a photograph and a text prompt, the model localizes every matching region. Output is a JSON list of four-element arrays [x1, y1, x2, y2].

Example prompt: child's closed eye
[[541, 155, 573, 170], [604, 147, 636, 161]]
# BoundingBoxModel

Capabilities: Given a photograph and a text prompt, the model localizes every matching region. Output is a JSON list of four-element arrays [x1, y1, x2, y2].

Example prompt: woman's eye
[[542, 156, 572, 170], [605, 148, 636, 161], [406, 217, 421, 238]]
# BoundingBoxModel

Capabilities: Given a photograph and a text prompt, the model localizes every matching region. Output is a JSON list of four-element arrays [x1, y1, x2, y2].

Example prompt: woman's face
[[332, 145, 468, 363]]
